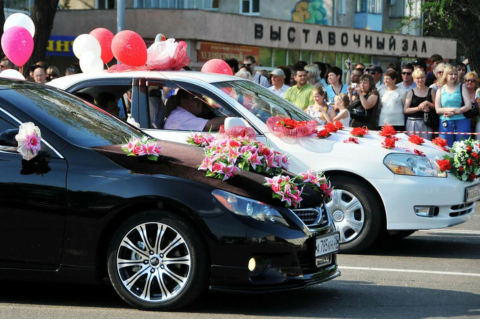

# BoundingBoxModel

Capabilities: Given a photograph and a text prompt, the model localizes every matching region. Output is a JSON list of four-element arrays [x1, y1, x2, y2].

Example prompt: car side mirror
[[0, 128, 19, 152], [225, 117, 247, 130]]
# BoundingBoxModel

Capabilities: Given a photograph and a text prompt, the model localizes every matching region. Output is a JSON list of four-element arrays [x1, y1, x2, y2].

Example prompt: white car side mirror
[[225, 117, 246, 130]]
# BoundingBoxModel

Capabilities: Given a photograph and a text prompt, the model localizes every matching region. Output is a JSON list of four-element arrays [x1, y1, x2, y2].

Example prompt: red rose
[[351, 126, 368, 137], [408, 135, 424, 145], [467, 159, 474, 166], [228, 139, 241, 148], [469, 173, 477, 180], [382, 137, 396, 149], [459, 166, 464, 172], [466, 145, 472, 152], [324, 122, 338, 133], [380, 124, 397, 137], [317, 129, 331, 139], [437, 159, 452, 171], [473, 152, 479, 159]]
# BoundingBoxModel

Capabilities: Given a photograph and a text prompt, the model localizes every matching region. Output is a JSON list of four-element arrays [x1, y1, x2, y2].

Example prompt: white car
[[50, 71, 477, 253]]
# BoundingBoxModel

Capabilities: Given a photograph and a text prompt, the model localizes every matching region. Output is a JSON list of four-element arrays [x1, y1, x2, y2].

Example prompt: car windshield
[[212, 80, 315, 123], [8, 85, 143, 147]]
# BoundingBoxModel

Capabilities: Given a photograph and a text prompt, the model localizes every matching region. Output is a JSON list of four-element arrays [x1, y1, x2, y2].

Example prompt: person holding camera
[[348, 74, 379, 129]]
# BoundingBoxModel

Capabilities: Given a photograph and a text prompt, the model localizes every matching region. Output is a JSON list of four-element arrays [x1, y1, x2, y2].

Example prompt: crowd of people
[[225, 54, 479, 147], [0, 56, 81, 84]]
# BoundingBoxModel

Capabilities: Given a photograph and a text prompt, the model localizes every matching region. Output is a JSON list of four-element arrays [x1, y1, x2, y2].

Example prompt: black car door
[[0, 114, 68, 270]]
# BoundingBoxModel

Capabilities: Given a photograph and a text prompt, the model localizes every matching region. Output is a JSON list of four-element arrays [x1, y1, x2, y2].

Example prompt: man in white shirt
[[244, 55, 270, 88], [268, 69, 290, 97], [396, 63, 417, 90], [164, 90, 225, 131]]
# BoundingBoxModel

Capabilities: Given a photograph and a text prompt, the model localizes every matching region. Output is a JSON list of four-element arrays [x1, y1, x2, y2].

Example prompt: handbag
[[349, 99, 372, 123], [463, 101, 479, 118]]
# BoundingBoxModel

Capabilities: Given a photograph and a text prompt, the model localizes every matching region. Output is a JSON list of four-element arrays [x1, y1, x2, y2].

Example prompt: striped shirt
[[440, 84, 465, 120]]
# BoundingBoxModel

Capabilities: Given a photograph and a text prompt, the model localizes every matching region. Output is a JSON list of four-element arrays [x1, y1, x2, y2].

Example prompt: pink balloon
[[112, 30, 147, 67], [1, 26, 33, 66], [90, 28, 114, 64], [201, 59, 233, 75]]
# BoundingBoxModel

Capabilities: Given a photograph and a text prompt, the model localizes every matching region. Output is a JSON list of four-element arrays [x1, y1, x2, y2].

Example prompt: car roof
[[48, 70, 241, 89]]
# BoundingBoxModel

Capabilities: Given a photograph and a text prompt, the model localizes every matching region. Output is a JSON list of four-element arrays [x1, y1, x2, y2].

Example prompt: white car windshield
[[212, 80, 315, 124]]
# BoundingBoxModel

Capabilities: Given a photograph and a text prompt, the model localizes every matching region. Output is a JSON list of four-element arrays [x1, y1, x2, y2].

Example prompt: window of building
[[355, 0, 381, 14], [240, 0, 259, 15], [338, 0, 346, 15], [132, 0, 216, 9]]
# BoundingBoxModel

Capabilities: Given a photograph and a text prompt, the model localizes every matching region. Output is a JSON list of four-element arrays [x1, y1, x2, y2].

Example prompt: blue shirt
[[440, 84, 465, 120], [325, 84, 348, 105]]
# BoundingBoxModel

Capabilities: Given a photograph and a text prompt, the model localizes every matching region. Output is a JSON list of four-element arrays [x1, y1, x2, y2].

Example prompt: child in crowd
[[306, 86, 335, 125], [333, 93, 351, 127]]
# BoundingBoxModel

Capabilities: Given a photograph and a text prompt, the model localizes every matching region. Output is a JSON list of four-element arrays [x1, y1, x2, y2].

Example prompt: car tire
[[107, 210, 209, 310], [326, 175, 384, 254]]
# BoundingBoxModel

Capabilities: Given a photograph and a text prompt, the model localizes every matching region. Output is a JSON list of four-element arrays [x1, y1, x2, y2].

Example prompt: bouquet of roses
[[199, 137, 290, 180], [122, 136, 163, 161], [187, 132, 216, 147], [266, 116, 318, 138], [297, 169, 334, 202], [264, 175, 303, 208], [437, 138, 480, 181]]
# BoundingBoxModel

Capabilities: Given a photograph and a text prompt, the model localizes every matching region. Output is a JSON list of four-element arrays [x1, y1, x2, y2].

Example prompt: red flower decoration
[[466, 145, 472, 153], [324, 122, 338, 133], [473, 152, 479, 159], [333, 120, 344, 130], [469, 173, 477, 180], [382, 137, 396, 149], [437, 159, 452, 171], [467, 159, 474, 166], [414, 149, 426, 157], [343, 137, 359, 144], [408, 135, 425, 145], [317, 129, 331, 139], [379, 124, 397, 137], [432, 137, 447, 148], [350, 126, 369, 137]]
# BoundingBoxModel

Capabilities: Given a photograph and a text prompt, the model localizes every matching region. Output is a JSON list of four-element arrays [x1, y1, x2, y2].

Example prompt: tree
[[25, 0, 59, 71], [398, 0, 480, 72]]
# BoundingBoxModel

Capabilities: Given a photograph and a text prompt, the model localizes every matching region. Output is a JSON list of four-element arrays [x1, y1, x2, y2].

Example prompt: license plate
[[465, 184, 480, 202], [315, 232, 340, 257]]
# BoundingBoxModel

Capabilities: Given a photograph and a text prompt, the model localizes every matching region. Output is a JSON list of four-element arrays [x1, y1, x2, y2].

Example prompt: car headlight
[[212, 190, 289, 227], [384, 153, 447, 177]]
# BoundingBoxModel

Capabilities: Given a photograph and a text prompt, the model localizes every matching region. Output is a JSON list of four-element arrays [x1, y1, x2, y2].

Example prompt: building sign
[[197, 42, 260, 63], [46, 35, 76, 57], [252, 22, 457, 59]]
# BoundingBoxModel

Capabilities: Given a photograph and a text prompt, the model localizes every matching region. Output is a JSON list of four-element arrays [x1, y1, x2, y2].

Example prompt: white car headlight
[[212, 190, 289, 227], [383, 153, 447, 177]]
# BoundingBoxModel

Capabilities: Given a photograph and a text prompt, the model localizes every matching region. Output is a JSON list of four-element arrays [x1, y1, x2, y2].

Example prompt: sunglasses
[[465, 79, 477, 83], [402, 72, 412, 75]]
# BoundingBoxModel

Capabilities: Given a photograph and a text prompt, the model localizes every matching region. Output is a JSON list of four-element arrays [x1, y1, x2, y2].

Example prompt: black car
[[0, 80, 340, 310]]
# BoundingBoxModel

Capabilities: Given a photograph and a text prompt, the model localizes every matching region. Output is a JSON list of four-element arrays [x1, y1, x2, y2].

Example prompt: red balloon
[[201, 59, 233, 75], [90, 28, 114, 64], [112, 30, 147, 67]]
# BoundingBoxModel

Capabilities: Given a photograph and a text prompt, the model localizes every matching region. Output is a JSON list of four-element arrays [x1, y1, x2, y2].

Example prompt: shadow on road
[[0, 279, 478, 319]]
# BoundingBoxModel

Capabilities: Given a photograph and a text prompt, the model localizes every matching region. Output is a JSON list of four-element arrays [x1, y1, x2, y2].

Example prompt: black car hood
[[93, 141, 323, 209]]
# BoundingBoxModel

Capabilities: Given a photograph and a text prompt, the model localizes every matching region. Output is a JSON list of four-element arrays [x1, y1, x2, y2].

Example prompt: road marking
[[417, 229, 480, 235], [340, 266, 480, 277]]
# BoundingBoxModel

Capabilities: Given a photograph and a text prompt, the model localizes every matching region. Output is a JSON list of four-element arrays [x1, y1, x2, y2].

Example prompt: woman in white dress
[[306, 86, 335, 125], [378, 70, 407, 130]]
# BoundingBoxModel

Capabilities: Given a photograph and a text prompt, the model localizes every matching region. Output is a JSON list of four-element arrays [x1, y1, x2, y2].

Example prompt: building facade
[[8, 0, 454, 75]]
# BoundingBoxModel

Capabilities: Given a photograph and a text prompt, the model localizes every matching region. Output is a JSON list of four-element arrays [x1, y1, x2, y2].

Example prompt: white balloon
[[73, 34, 101, 60], [4, 13, 35, 37], [79, 51, 104, 73], [0, 69, 26, 81]]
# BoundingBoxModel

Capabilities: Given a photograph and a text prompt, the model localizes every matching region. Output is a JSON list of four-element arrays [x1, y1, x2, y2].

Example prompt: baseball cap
[[370, 66, 383, 74], [269, 68, 285, 77], [412, 59, 427, 70]]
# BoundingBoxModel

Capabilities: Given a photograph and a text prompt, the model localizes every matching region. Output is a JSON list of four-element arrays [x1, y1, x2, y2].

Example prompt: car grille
[[449, 202, 475, 217], [292, 205, 329, 228]]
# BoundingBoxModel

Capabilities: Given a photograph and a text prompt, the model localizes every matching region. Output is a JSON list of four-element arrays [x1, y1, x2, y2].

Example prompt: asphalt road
[[0, 207, 479, 319]]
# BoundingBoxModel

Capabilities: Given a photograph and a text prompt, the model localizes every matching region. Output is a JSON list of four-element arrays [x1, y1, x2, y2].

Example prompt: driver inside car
[[164, 89, 226, 131]]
